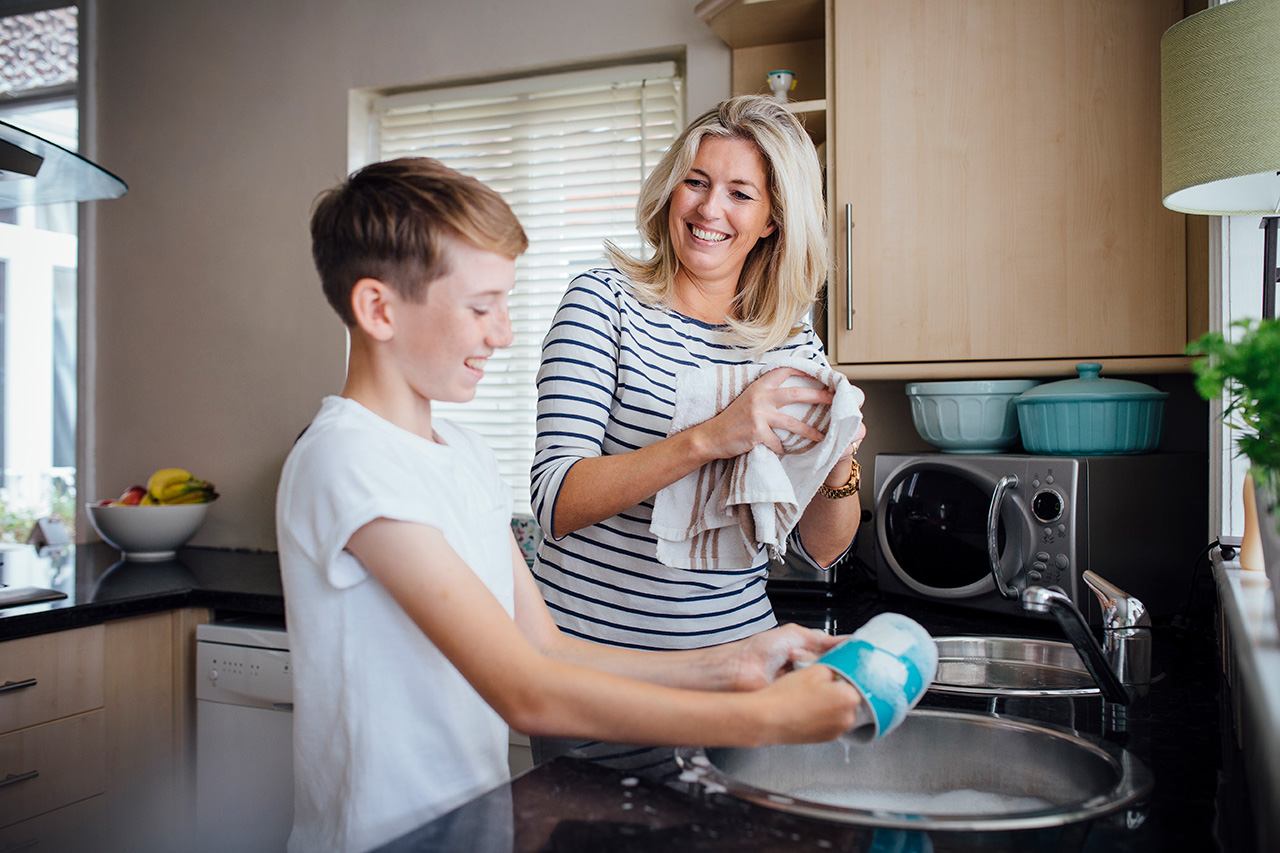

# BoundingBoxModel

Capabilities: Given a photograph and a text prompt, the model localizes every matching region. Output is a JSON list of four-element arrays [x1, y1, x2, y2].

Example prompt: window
[[360, 62, 683, 515], [1214, 214, 1269, 543], [0, 4, 79, 540]]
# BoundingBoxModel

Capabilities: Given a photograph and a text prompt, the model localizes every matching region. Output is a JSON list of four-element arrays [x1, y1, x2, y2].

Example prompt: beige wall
[[86, 0, 731, 550]]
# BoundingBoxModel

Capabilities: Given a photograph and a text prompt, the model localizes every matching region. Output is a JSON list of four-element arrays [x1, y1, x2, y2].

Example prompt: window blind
[[369, 62, 683, 515]]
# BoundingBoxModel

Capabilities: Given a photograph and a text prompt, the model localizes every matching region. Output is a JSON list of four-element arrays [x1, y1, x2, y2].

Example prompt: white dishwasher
[[196, 620, 294, 853]]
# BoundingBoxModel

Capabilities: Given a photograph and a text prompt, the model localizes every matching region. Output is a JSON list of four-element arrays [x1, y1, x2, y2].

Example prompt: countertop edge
[[0, 588, 285, 641]]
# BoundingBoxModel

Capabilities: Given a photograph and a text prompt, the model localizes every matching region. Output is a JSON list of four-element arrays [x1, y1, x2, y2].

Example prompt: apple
[[117, 485, 147, 506]]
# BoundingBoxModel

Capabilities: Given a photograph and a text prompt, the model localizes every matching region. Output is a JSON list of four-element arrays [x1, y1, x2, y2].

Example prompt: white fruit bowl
[[85, 501, 212, 561]]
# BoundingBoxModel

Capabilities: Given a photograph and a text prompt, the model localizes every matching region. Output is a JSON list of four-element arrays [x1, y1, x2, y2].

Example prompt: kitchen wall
[[88, 0, 731, 550]]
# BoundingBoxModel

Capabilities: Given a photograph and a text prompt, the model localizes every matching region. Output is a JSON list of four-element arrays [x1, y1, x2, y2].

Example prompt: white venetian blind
[[369, 63, 683, 515]]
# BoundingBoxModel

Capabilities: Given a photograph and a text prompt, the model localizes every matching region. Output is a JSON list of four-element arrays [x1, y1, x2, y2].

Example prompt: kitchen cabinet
[[697, 0, 829, 151], [0, 625, 105, 834], [0, 608, 210, 850], [701, 0, 1197, 379]]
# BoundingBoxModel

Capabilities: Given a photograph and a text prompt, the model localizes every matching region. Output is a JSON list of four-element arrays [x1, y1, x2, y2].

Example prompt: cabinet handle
[[0, 770, 38, 789], [0, 679, 36, 694], [844, 203, 855, 330]]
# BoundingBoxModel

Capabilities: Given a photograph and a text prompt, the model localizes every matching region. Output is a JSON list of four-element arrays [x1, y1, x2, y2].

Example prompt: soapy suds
[[789, 786, 1054, 815]]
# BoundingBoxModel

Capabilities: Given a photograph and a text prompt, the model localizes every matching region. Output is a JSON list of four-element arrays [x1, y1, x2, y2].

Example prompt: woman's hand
[[719, 623, 845, 691], [822, 420, 868, 486], [697, 367, 834, 459]]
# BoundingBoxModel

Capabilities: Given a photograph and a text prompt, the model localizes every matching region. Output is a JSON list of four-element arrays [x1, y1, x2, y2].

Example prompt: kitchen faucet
[[1021, 571, 1152, 706], [985, 474, 1151, 706]]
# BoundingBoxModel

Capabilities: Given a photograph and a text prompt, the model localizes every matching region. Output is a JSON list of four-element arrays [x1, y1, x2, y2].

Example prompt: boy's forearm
[[541, 623, 837, 693]]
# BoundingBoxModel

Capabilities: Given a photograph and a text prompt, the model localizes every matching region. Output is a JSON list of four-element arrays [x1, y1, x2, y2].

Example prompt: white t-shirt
[[277, 396, 515, 853]]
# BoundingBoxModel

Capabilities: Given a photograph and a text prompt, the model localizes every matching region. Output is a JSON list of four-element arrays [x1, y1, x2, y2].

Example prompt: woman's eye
[[731, 190, 754, 201], [684, 178, 705, 189]]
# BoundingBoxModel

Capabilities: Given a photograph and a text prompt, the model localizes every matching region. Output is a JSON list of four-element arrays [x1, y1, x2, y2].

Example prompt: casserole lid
[[1015, 363, 1168, 403]]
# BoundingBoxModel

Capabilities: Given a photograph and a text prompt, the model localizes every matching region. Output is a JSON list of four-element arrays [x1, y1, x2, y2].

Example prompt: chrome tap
[[1021, 571, 1152, 706]]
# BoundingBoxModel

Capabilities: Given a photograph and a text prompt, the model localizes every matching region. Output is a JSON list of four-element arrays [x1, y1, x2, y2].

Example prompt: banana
[[147, 468, 192, 502], [146, 468, 219, 505]]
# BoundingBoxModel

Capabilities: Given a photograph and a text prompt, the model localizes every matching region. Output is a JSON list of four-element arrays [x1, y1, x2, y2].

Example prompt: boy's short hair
[[311, 157, 528, 326]]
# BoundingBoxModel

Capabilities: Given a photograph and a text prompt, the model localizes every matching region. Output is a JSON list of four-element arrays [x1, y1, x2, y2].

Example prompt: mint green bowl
[[906, 379, 1040, 453], [1014, 363, 1167, 455]]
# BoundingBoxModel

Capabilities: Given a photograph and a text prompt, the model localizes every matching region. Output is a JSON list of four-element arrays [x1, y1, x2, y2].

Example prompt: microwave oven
[[872, 452, 1208, 621]]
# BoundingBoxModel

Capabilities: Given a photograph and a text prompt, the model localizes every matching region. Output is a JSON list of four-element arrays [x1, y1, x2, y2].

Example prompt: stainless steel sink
[[674, 709, 1150, 831], [929, 635, 1100, 696]]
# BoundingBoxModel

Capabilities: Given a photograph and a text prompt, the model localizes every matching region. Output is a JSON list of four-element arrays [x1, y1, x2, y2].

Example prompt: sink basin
[[674, 709, 1150, 831], [930, 635, 1099, 696]]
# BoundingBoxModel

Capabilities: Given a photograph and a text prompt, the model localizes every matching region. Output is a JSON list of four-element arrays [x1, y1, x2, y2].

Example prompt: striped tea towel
[[650, 357, 865, 570]]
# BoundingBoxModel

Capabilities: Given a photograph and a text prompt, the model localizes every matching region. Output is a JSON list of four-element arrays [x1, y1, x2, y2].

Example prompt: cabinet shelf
[[696, 0, 824, 49]]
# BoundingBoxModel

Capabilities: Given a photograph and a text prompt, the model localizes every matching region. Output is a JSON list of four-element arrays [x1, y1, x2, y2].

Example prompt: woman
[[531, 94, 865, 654]]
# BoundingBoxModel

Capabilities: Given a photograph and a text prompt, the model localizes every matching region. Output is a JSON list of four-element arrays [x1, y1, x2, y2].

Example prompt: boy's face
[[395, 236, 515, 404]]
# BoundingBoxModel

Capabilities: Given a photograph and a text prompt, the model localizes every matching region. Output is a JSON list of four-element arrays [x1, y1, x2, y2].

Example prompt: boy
[[277, 158, 862, 853]]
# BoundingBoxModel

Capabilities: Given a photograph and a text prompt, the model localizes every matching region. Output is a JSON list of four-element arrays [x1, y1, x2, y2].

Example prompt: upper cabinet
[[696, 0, 829, 150], [701, 0, 1197, 379]]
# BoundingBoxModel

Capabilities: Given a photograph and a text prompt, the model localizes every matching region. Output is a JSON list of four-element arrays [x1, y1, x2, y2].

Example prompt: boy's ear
[[350, 278, 395, 341]]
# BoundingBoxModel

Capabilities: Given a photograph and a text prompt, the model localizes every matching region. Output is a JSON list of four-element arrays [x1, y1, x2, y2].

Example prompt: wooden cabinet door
[[830, 0, 1186, 369], [0, 625, 104, 735], [0, 711, 105, 827]]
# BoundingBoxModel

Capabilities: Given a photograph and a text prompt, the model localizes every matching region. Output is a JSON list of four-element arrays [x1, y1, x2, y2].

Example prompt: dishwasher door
[[196, 622, 293, 853]]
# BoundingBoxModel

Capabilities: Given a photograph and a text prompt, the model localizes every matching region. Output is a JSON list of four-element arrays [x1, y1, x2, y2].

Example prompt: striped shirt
[[530, 268, 828, 650]]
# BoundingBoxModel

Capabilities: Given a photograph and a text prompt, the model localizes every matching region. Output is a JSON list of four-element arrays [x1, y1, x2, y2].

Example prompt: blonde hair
[[606, 95, 828, 353]]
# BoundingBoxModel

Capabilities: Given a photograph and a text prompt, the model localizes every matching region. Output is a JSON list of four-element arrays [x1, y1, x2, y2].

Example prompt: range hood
[[0, 118, 126, 208]]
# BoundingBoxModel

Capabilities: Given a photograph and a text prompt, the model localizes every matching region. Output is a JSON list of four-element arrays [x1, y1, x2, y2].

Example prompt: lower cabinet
[[0, 710, 105, 827], [0, 794, 107, 851], [0, 607, 211, 852]]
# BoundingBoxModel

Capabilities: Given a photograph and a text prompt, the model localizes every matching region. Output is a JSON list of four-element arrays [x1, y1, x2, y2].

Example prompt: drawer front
[[0, 711, 106, 828], [0, 626, 104, 734], [0, 792, 105, 851]]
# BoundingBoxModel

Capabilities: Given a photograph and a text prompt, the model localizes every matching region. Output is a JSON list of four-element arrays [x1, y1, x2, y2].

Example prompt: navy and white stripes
[[530, 269, 827, 650]]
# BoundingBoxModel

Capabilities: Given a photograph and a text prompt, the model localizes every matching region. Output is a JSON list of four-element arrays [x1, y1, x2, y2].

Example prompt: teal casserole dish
[[1014, 363, 1167, 455]]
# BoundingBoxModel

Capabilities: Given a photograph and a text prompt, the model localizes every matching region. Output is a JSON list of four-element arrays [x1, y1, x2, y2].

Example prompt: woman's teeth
[[465, 357, 486, 371], [690, 225, 728, 243]]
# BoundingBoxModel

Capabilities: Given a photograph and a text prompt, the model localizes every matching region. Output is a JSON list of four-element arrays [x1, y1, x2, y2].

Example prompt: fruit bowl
[[85, 501, 212, 561]]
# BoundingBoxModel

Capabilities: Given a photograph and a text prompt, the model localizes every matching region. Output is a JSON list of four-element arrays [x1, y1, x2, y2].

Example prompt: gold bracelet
[[817, 458, 860, 499]]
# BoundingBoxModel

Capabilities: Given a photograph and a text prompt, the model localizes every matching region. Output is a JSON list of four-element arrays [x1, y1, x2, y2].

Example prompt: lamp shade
[[1161, 0, 1280, 215]]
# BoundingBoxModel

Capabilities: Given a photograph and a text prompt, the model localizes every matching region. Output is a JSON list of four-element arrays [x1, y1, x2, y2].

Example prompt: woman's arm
[[348, 520, 862, 747], [548, 367, 836, 537], [794, 422, 867, 567]]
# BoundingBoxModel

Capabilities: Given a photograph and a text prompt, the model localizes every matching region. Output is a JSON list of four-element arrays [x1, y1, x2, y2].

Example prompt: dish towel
[[651, 356, 865, 570]]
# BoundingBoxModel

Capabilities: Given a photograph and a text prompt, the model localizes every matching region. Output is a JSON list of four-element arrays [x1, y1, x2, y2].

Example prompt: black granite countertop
[[377, 572, 1250, 853], [0, 542, 283, 640]]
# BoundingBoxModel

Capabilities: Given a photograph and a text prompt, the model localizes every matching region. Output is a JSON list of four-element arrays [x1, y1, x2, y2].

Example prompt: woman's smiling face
[[667, 134, 776, 292]]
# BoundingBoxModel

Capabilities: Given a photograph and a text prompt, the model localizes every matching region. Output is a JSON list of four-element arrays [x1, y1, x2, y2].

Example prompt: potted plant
[[1187, 317, 1280, 578]]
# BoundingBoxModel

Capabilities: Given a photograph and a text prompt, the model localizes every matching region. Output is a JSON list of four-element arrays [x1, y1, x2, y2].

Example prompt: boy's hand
[[754, 664, 864, 744], [726, 624, 845, 691]]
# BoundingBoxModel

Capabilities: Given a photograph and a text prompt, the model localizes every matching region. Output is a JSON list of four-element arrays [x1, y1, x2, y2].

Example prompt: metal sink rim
[[928, 634, 1101, 696], [674, 709, 1152, 831]]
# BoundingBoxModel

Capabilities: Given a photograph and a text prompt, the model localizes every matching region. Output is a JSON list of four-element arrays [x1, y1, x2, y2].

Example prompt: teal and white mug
[[817, 613, 938, 740]]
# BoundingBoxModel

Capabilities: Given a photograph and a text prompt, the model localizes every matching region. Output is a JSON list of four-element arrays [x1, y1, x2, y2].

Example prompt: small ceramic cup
[[816, 612, 938, 740], [766, 69, 796, 102]]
